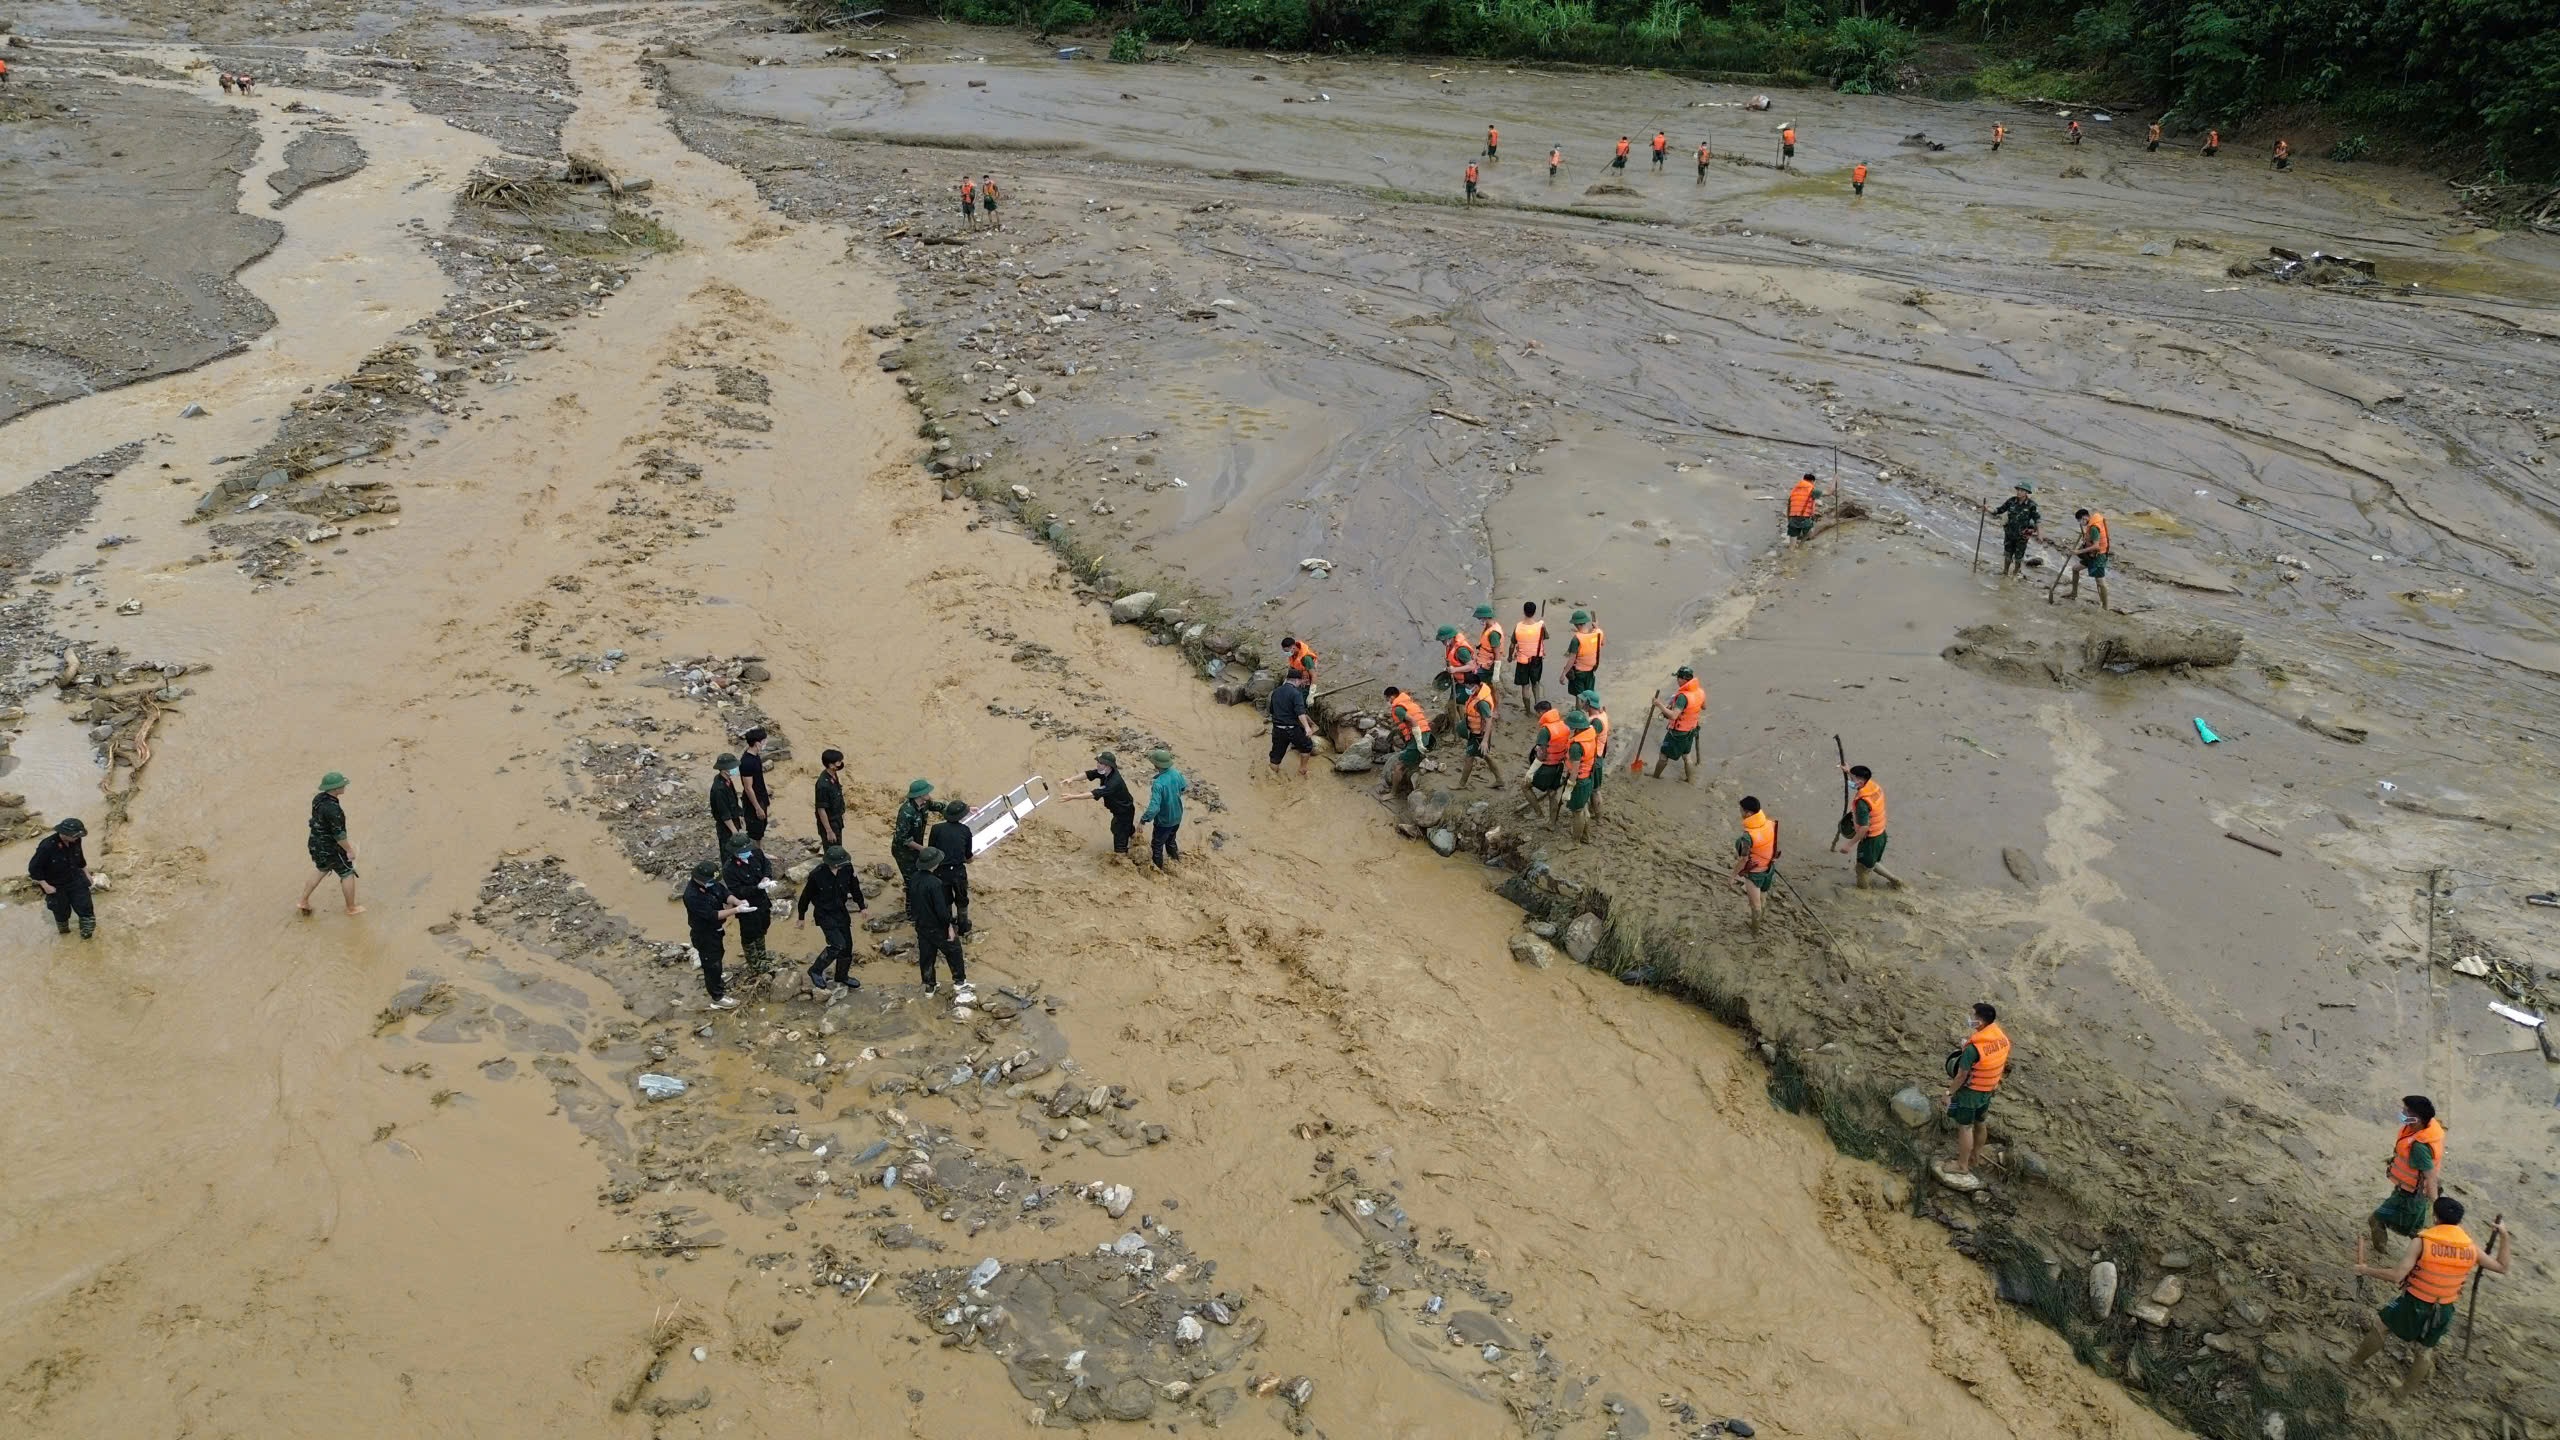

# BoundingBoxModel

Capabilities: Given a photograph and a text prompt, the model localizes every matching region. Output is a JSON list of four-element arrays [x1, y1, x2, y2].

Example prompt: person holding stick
[[1731, 796, 1779, 933], [1987, 482, 2039, 579], [2349, 1195, 2508, 1391]]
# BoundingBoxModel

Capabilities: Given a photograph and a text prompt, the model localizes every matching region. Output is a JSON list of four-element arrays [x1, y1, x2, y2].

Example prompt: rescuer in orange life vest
[[2368, 1094, 2446, 1258], [1455, 672, 1499, 791], [1433, 623, 1479, 732], [2351, 1194, 2509, 1391], [1834, 762, 1903, 888], [1560, 708, 1603, 840], [1730, 795, 1779, 933], [1561, 608, 1603, 698], [1508, 600, 1547, 709], [1785, 471, 1821, 541], [1516, 699, 1572, 822], [1652, 665, 1705, 783], [2063, 506, 2113, 610], [1932, 1002, 2010, 1191], [1380, 685, 1434, 799]]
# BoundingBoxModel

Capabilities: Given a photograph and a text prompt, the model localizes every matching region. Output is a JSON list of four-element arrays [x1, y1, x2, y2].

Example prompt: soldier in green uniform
[[1987, 482, 2040, 578], [892, 778, 936, 881], [298, 771, 362, 916]]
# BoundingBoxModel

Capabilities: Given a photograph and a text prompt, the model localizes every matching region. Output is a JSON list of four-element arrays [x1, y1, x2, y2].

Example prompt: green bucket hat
[[1581, 692, 1603, 707], [1570, 609, 1591, 624], [728, 832, 754, 853], [823, 845, 850, 865], [915, 846, 946, 871], [56, 817, 87, 837], [1473, 604, 1495, 620], [1565, 709, 1590, 728], [907, 778, 934, 798], [691, 860, 718, 882], [2014, 480, 2034, 492], [1675, 665, 1695, 679], [1148, 747, 1175, 767], [943, 798, 969, 818], [1435, 624, 1458, 641], [1094, 751, 1117, 767], [715, 752, 738, 772], [319, 771, 348, 792]]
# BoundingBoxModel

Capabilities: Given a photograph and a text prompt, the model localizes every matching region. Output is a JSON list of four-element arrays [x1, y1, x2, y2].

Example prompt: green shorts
[[1947, 1089, 1993, 1126], [309, 842, 356, 878], [2379, 1294, 2457, 1348], [1658, 730, 1696, 760], [1464, 733, 1487, 758], [1567, 776, 1597, 812], [2372, 1188, 2430, 1239], [2081, 554, 2109, 578], [1786, 518, 1814, 538], [1742, 866, 1774, 892], [1856, 834, 1888, 868], [1531, 762, 1564, 793], [1398, 741, 1425, 768], [2002, 532, 2030, 558]]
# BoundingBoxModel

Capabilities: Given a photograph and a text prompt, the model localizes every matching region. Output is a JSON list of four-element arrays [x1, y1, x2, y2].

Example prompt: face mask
[[2400, 1114, 2416, 1126]]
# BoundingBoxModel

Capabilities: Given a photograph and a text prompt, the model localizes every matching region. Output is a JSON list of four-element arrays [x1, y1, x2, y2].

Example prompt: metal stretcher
[[964, 777, 1053, 858]]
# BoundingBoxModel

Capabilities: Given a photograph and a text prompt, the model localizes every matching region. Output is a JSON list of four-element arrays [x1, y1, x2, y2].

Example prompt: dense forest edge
[[805, 0, 2558, 200]]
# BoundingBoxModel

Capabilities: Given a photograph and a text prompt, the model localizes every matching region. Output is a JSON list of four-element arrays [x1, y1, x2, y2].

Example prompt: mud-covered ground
[[0, 3, 2553, 1439]]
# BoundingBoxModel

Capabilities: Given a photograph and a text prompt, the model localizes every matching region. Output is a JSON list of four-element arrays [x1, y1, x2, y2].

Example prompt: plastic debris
[[968, 1258, 1002, 1290], [2194, 717, 2221, 744], [636, 1073, 687, 1100]]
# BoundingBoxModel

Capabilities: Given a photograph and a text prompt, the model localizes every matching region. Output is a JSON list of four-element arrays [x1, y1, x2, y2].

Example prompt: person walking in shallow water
[[28, 817, 98, 938], [298, 772, 362, 915]]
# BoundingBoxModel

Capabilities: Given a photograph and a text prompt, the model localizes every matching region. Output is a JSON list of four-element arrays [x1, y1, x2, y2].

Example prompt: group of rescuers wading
[[1459, 113, 2298, 205], [553, 462, 2491, 1388]]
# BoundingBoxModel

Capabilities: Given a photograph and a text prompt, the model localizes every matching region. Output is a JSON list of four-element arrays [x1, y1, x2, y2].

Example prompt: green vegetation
[[867, 0, 2556, 180]]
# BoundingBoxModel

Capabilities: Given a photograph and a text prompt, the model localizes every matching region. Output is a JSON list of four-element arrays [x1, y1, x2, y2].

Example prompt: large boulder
[[2082, 617, 2242, 671], [1508, 933, 1558, 969], [1561, 913, 1603, 964], [1110, 591, 1158, 623]]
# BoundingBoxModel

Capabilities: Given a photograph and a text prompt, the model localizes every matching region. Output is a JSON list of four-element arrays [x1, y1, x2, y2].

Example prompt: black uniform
[[905, 868, 965, 988], [709, 773, 743, 850], [737, 750, 771, 840], [1085, 766, 1136, 854], [814, 771, 846, 849], [683, 877, 734, 1001], [796, 862, 867, 986], [27, 833, 93, 935], [724, 845, 774, 961], [891, 798, 934, 879], [1268, 681, 1315, 763], [927, 817, 976, 934]]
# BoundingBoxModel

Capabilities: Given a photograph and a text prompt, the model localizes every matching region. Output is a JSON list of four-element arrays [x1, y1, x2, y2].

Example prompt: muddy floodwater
[[2, 5, 2555, 1440]]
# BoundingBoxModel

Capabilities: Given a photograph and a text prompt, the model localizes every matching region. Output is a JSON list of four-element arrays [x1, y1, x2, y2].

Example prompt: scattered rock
[[2157, 1250, 2193, 1271], [2128, 1299, 2172, 1327], [1109, 591, 1158, 623], [2089, 1260, 2119, 1318], [2000, 846, 2041, 887], [1427, 826, 1457, 856], [1508, 933, 1558, 970], [1561, 913, 1603, 964], [2151, 1274, 2186, 1307], [1330, 743, 1375, 775], [2228, 1295, 2272, 1328], [1890, 1086, 1935, 1128]]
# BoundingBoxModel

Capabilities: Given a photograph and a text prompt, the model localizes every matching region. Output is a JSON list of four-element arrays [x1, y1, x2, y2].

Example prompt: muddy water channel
[[0, 5, 2553, 1440]]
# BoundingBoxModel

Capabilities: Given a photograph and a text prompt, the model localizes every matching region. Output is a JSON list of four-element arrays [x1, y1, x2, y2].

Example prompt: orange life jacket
[[1568, 626, 1603, 672], [1616, 138, 1631, 158], [1787, 478, 1818, 518], [1465, 163, 1479, 184], [1962, 1022, 2010, 1091], [1479, 621, 1504, 659], [1512, 618, 1545, 661], [1854, 778, 1887, 838], [1588, 706, 1610, 759], [1667, 677, 1705, 733], [1464, 683, 1496, 735], [1488, 126, 1499, 146], [1444, 637, 1475, 680], [961, 180, 975, 201], [2084, 511, 2112, 555], [1548, 149, 1561, 167], [1697, 143, 1710, 162], [2387, 1117, 2445, 1191], [1782, 127, 1796, 146], [2403, 1224, 2479, 1305], [1567, 725, 1600, 780], [2147, 123, 2161, 143], [984, 180, 1000, 199], [1535, 711, 1570, 764], [2207, 129, 2220, 148], [1652, 132, 1667, 154], [2069, 121, 2082, 136], [1994, 124, 2006, 142], [1388, 693, 1430, 741], [1284, 641, 1318, 678], [2274, 140, 2289, 159], [1852, 163, 1868, 184], [1740, 810, 1776, 872]]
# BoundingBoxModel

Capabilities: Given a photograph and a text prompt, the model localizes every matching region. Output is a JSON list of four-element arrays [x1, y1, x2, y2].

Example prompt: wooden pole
[[1626, 689, 1661, 773], [2462, 1214, 2503, 1359], [1971, 497, 1989, 573]]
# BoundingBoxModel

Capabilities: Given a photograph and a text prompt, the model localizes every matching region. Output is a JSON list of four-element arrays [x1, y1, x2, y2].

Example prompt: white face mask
[[2401, 1114, 2417, 1126]]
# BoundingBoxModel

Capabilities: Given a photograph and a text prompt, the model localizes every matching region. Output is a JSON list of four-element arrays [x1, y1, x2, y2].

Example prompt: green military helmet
[[907, 778, 934, 798], [1570, 609, 1592, 624], [915, 846, 946, 871], [1473, 604, 1496, 620], [823, 845, 851, 865], [1435, 624, 1458, 641], [1565, 709, 1590, 728]]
